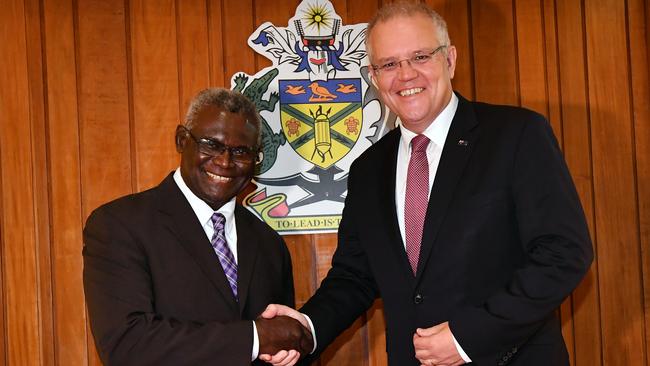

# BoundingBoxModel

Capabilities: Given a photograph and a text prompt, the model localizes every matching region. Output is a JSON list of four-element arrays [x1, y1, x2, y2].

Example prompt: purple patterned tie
[[405, 135, 430, 275], [211, 212, 238, 299]]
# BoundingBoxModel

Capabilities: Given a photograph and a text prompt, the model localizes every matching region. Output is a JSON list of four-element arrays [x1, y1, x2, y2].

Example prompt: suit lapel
[[233, 205, 259, 314], [378, 130, 416, 280], [155, 174, 239, 312], [416, 94, 480, 278]]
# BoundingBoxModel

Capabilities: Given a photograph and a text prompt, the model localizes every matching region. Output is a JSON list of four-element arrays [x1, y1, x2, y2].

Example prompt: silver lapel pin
[[458, 139, 469, 146]]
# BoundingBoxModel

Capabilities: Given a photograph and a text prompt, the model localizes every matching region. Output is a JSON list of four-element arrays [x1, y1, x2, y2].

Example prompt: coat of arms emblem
[[232, 0, 396, 234]]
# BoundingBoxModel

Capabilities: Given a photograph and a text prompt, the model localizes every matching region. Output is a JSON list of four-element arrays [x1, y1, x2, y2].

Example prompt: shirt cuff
[[252, 320, 259, 361], [451, 332, 472, 363], [302, 313, 318, 354]]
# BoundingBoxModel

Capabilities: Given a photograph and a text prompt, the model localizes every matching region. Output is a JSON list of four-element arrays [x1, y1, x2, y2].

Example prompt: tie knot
[[211, 212, 225, 231], [411, 135, 430, 152]]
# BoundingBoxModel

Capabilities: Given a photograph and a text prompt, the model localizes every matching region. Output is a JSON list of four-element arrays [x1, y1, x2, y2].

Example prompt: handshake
[[256, 304, 313, 365]]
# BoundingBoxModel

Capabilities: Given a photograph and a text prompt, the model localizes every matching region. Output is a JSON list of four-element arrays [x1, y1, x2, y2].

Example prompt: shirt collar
[[399, 92, 459, 148], [173, 168, 236, 227]]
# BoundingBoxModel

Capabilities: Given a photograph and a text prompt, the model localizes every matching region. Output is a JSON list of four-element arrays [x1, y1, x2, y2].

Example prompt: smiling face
[[176, 104, 259, 210], [368, 14, 457, 133]]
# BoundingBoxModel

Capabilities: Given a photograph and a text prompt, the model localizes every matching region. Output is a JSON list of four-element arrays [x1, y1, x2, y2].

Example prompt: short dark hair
[[184, 88, 261, 146]]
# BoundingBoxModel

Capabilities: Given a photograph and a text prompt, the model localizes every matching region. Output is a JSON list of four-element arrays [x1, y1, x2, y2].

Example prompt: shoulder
[[469, 99, 548, 130], [85, 185, 160, 229], [235, 205, 284, 242], [350, 127, 400, 172]]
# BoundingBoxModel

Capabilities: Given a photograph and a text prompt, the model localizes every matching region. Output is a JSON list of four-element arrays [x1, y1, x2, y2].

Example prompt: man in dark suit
[[260, 3, 593, 366], [83, 88, 312, 365]]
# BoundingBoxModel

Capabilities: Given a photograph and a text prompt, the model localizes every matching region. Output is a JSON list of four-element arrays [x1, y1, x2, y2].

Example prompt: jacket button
[[414, 294, 423, 304]]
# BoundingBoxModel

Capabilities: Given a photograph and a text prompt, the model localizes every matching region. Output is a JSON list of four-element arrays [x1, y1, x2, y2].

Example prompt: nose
[[396, 59, 417, 80], [211, 149, 233, 167]]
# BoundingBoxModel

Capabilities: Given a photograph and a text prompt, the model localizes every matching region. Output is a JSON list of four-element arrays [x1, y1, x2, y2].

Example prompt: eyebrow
[[374, 48, 433, 61]]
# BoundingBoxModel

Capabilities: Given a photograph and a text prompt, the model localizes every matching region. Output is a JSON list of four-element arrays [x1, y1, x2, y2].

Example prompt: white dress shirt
[[173, 169, 261, 360]]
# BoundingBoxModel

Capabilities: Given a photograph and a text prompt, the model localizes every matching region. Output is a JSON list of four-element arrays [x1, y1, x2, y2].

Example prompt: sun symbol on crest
[[301, 3, 332, 34]]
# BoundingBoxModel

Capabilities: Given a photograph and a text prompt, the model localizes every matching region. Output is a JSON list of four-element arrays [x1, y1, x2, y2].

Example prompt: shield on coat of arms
[[279, 78, 362, 169]]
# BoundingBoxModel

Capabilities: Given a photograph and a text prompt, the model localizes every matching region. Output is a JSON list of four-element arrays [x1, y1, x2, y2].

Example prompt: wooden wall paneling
[[585, 0, 645, 364], [42, 0, 87, 364], [540, 0, 562, 136], [366, 299, 387, 366], [470, 0, 518, 105], [514, 0, 548, 115], [627, 0, 650, 362], [222, 0, 255, 82], [24, 0, 56, 364], [176, 0, 211, 117], [207, 0, 225, 87], [427, 0, 474, 99], [76, 0, 133, 364], [555, 0, 601, 364], [130, 0, 181, 190], [284, 234, 317, 308], [0, 1, 42, 364]]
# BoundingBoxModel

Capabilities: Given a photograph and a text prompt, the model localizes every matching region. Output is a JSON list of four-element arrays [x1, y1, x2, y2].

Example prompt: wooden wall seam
[[125, 0, 137, 194]]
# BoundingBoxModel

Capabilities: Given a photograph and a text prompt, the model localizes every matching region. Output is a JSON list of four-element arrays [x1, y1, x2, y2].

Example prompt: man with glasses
[[83, 88, 312, 365], [260, 2, 592, 366]]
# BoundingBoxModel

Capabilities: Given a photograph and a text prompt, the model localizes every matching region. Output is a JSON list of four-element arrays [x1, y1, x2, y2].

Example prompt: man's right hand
[[256, 315, 313, 358]]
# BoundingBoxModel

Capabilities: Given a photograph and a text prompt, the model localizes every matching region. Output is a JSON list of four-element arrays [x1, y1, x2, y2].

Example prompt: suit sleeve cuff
[[302, 313, 318, 353], [452, 331, 472, 363], [252, 320, 259, 361]]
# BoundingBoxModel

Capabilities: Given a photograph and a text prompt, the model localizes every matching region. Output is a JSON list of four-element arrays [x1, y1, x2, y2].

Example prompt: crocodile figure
[[232, 68, 286, 174]]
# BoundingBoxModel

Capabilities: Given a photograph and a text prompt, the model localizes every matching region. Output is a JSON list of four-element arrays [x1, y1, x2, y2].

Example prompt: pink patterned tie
[[405, 135, 430, 275]]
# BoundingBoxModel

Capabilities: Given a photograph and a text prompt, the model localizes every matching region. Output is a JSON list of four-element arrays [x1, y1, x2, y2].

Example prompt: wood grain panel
[[627, 0, 650, 362], [176, 0, 211, 117], [223, 0, 255, 81], [514, 0, 548, 115], [42, 0, 87, 364], [130, 0, 180, 190], [24, 0, 55, 364], [470, 0, 518, 105], [540, 0, 562, 139], [585, 0, 645, 364], [207, 0, 225, 87], [366, 299, 387, 366], [427, 0, 474, 98], [76, 1, 133, 364], [555, 0, 601, 364], [1, 0, 43, 364]]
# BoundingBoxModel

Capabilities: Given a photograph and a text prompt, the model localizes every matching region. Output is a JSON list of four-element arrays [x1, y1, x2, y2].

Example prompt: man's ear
[[369, 71, 379, 90], [175, 125, 187, 153], [445, 45, 457, 79]]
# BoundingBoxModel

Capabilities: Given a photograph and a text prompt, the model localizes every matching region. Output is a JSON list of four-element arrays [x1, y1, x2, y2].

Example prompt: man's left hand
[[413, 322, 465, 366]]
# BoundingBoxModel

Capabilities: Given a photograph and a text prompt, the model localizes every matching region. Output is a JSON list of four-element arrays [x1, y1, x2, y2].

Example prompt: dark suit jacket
[[83, 173, 295, 365], [301, 93, 593, 365]]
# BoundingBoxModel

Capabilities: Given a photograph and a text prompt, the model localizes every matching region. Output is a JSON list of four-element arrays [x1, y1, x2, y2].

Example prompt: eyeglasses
[[182, 126, 259, 163], [371, 45, 447, 75]]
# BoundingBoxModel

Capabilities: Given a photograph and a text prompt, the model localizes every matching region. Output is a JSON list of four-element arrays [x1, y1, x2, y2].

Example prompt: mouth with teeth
[[205, 171, 232, 182], [399, 87, 424, 97]]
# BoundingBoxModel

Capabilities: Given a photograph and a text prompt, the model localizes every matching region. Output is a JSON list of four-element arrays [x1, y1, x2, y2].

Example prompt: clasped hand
[[256, 305, 313, 366]]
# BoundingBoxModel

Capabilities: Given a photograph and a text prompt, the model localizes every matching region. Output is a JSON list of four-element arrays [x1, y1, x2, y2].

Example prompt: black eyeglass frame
[[181, 126, 260, 164]]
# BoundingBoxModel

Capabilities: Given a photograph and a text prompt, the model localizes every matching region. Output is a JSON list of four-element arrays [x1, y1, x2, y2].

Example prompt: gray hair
[[184, 88, 262, 146], [365, 1, 451, 59]]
